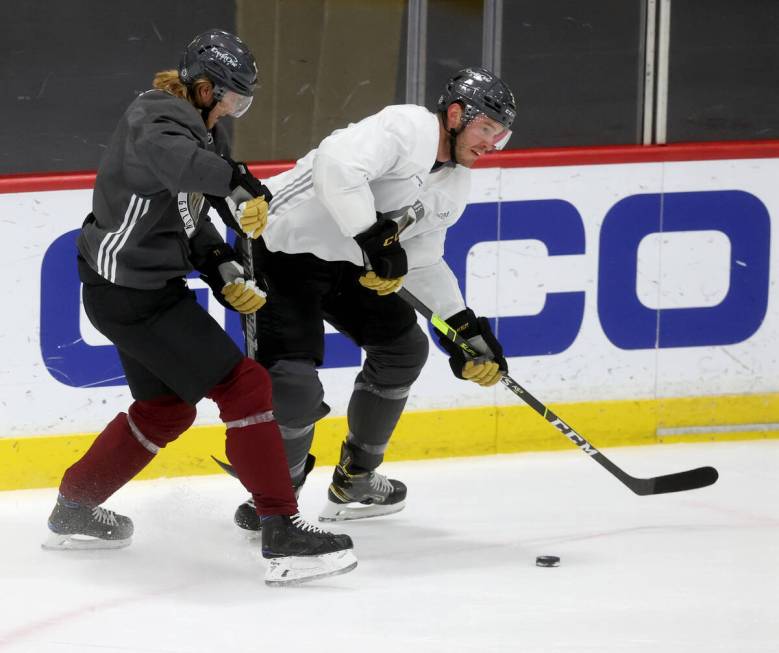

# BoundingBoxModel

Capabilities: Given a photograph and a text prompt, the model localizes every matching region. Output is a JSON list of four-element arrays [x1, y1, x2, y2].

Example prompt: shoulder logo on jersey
[[177, 192, 205, 237]]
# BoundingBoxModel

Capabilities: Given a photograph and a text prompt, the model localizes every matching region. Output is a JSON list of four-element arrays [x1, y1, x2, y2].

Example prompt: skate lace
[[290, 513, 325, 534], [369, 472, 392, 495], [91, 506, 119, 526]]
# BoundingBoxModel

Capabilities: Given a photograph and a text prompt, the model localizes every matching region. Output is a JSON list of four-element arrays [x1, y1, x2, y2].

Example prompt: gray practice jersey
[[78, 90, 235, 289]]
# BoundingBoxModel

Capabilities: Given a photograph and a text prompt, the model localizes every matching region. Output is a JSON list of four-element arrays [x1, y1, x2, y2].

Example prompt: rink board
[[1, 143, 778, 490]]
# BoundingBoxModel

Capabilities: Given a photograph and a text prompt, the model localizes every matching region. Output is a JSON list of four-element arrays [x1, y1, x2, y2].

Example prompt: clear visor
[[220, 90, 254, 118], [468, 113, 513, 151], [493, 130, 512, 150]]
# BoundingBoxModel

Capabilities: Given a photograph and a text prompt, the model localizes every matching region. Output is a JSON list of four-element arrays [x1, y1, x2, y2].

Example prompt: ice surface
[[0, 440, 776, 652]]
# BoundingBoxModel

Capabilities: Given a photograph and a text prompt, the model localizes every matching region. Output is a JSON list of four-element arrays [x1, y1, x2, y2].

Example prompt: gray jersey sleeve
[[131, 99, 233, 197]]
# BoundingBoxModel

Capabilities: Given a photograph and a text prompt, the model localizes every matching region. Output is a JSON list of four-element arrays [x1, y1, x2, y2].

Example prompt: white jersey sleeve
[[404, 256, 466, 320], [312, 105, 440, 237]]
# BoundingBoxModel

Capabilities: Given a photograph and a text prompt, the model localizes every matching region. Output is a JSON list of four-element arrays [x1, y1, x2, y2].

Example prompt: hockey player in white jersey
[[232, 67, 516, 528]]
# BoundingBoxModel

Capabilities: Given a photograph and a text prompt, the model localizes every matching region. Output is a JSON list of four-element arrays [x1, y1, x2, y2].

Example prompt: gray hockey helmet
[[179, 29, 257, 99], [437, 66, 516, 130]]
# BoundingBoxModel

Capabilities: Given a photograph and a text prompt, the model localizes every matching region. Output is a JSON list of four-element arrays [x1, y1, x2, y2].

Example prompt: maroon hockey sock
[[59, 396, 196, 506], [59, 412, 155, 506], [225, 422, 298, 515], [208, 358, 297, 516]]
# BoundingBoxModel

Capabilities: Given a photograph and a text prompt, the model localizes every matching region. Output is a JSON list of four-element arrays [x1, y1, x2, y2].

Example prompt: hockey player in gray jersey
[[43, 29, 356, 586], [232, 67, 516, 528]]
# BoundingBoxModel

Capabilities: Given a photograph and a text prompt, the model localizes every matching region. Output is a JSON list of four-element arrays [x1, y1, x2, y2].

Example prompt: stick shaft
[[396, 287, 718, 496], [241, 237, 257, 358]]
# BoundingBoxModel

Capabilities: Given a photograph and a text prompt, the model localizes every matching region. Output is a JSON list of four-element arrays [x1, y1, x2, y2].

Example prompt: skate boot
[[234, 454, 316, 531], [261, 513, 357, 586], [42, 494, 134, 550], [319, 441, 406, 522]]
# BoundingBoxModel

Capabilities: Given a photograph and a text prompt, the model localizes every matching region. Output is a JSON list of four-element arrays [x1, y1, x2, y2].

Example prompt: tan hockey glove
[[206, 160, 272, 239], [236, 196, 268, 239], [222, 278, 266, 314], [199, 245, 267, 314], [438, 308, 508, 387], [358, 271, 403, 296], [461, 359, 503, 387]]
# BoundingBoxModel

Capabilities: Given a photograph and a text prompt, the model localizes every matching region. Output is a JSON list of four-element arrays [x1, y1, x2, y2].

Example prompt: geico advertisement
[[1, 158, 777, 438]]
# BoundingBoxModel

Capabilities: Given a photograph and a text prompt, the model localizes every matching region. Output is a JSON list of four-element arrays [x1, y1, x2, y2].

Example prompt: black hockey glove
[[438, 308, 508, 387], [354, 218, 408, 296], [205, 159, 272, 239], [227, 159, 271, 201], [198, 244, 266, 314], [354, 217, 408, 279]]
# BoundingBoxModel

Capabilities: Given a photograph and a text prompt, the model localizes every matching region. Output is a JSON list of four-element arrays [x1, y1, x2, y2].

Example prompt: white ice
[[0, 440, 777, 653]]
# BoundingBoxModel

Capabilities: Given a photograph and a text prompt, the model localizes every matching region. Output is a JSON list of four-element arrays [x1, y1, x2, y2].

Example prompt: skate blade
[[41, 532, 132, 551], [318, 499, 405, 522], [264, 549, 358, 587]]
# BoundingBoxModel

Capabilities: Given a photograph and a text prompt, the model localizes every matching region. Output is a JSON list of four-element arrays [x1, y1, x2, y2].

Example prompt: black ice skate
[[42, 495, 134, 550], [234, 454, 316, 531], [319, 442, 407, 522], [261, 512, 357, 586]]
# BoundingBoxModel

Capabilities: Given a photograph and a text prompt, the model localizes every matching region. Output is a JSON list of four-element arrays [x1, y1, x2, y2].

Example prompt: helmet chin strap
[[445, 113, 467, 165], [439, 111, 466, 165], [448, 127, 460, 165]]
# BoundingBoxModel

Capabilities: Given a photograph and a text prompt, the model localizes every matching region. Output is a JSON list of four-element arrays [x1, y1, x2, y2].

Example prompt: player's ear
[[195, 81, 214, 107], [446, 103, 464, 130]]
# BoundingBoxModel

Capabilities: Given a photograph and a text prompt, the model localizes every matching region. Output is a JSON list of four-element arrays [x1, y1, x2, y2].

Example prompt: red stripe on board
[[0, 171, 97, 194], [2, 141, 779, 194], [473, 140, 779, 168], [0, 162, 293, 195]]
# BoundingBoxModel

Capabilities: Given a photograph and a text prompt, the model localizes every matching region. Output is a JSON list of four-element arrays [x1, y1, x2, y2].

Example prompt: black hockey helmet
[[179, 29, 257, 99], [437, 66, 516, 130]]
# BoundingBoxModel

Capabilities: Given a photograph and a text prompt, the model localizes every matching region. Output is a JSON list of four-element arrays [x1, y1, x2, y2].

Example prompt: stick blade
[[210, 455, 239, 478], [637, 466, 719, 496]]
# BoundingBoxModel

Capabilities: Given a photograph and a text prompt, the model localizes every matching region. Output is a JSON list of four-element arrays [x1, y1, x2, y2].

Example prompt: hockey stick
[[211, 455, 239, 478], [206, 163, 273, 359], [204, 193, 257, 357], [240, 183, 274, 359], [239, 235, 258, 358], [396, 286, 719, 496]]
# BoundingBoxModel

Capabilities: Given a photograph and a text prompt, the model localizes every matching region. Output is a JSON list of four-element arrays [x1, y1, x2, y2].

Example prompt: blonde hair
[[152, 69, 212, 106]]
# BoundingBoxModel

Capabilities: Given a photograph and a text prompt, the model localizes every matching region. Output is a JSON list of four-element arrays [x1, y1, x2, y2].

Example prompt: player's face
[[455, 114, 511, 168], [201, 87, 254, 129], [220, 90, 254, 118]]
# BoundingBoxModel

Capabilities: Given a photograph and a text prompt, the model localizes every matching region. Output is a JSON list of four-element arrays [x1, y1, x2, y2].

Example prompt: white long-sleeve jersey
[[262, 104, 470, 319]]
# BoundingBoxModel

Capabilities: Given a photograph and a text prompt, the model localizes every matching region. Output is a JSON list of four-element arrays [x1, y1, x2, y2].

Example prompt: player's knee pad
[[362, 324, 429, 387], [208, 357, 273, 423], [268, 359, 330, 428], [127, 395, 196, 451]]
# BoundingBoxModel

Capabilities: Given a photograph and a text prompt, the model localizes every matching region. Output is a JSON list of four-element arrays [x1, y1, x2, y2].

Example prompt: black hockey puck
[[535, 555, 560, 567]]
